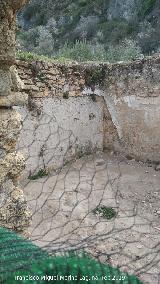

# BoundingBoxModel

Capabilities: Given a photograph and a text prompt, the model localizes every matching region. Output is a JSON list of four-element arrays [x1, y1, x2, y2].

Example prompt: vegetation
[[17, 51, 72, 63], [85, 68, 106, 87], [63, 91, 69, 99], [138, 0, 156, 18], [93, 206, 117, 220], [17, 38, 142, 63], [57, 40, 107, 62], [28, 169, 48, 180], [17, 0, 160, 62]]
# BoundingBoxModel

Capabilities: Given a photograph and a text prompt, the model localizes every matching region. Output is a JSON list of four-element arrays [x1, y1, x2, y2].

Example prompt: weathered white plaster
[[105, 94, 160, 161], [16, 96, 104, 178], [16, 55, 160, 167], [82, 87, 105, 97]]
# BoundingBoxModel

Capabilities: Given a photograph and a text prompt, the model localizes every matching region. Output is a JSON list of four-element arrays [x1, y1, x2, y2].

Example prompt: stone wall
[[16, 55, 160, 178], [0, 0, 30, 232], [15, 60, 109, 177]]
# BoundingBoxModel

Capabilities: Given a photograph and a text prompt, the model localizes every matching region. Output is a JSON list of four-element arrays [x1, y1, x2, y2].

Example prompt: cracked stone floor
[[23, 152, 160, 284]]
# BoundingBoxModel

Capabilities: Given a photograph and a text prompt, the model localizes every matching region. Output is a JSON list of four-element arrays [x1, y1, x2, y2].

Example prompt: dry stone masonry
[[0, 0, 30, 232]]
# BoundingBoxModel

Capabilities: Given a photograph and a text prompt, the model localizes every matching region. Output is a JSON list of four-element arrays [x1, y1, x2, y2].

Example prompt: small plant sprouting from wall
[[93, 206, 117, 220], [63, 91, 69, 99], [89, 113, 96, 120], [85, 67, 106, 88], [29, 61, 46, 83], [90, 93, 97, 102], [37, 72, 45, 82], [28, 169, 48, 180]]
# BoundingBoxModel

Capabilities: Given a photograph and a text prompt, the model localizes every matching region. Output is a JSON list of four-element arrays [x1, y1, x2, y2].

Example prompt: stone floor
[[23, 152, 160, 284]]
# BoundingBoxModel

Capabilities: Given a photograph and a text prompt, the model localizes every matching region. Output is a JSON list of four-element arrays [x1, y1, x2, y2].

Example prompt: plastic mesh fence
[[0, 227, 143, 284]]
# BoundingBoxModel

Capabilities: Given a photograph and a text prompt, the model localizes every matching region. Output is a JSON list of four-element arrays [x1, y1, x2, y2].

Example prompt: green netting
[[0, 227, 48, 282], [8, 255, 144, 284], [0, 227, 143, 284]]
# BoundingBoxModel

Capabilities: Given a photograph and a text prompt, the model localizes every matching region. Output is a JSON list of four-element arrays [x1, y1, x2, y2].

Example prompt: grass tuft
[[93, 206, 117, 219], [28, 169, 48, 180]]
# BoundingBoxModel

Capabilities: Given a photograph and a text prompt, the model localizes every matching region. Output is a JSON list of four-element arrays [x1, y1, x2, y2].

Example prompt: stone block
[[0, 152, 25, 185], [0, 109, 22, 152], [0, 69, 12, 96], [10, 66, 24, 91], [0, 92, 28, 107], [0, 180, 31, 232]]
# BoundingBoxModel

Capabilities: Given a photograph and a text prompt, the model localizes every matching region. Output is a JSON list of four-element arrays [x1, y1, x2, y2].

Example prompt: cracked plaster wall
[[103, 55, 160, 161], [15, 55, 160, 179], [16, 96, 104, 178]]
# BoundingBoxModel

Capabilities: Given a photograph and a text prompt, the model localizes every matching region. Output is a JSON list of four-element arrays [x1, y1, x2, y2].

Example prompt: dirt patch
[[23, 153, 160, 284]]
